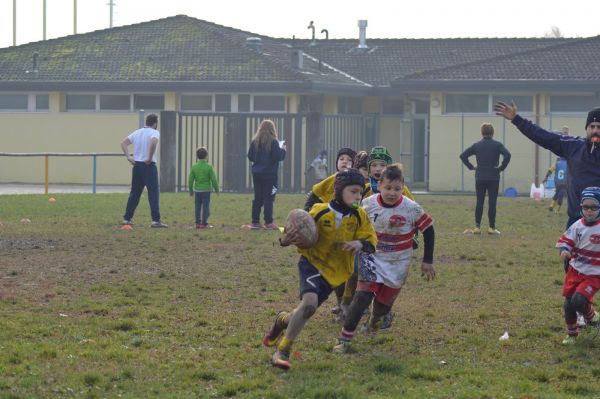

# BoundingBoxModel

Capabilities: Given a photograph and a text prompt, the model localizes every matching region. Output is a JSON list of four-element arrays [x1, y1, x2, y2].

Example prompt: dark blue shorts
[[298, 256, 333, 306]]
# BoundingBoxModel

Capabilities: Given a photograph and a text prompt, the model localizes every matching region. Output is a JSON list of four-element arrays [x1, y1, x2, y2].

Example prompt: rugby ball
[[281, 209, 318, 249]]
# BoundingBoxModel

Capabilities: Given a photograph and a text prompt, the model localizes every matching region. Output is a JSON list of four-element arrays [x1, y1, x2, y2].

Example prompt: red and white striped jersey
[[557, 218, 600, 276], [359, 193, 434, 288]]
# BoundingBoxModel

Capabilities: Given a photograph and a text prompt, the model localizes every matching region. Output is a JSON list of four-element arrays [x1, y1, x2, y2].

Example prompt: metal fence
[[176, 112, 321, 193], [0, 152, 123, 194]]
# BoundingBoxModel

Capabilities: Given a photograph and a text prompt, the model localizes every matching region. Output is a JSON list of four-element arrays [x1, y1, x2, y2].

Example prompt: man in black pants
[[460, 123, 511, 235]]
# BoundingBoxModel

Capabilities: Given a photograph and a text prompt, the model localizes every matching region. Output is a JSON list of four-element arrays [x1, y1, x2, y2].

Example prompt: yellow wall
[[323, 96, 337, 114], [363, 97, 380, 113], [1, 112, 140, 184], [428, 112, 589, 194]]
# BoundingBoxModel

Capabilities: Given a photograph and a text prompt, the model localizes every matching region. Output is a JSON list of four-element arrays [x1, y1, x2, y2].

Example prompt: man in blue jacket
[[495, 102, 600, 228]]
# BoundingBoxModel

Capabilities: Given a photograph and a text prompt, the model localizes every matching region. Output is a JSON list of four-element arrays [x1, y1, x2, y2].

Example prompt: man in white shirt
[[120, 113, 167, 228]]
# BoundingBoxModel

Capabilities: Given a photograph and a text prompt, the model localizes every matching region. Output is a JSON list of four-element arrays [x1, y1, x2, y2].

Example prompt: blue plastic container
[[504, 187, 518, 197]]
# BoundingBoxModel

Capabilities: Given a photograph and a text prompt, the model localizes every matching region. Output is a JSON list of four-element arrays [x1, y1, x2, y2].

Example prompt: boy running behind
[[263, 169, 377, 370], [334, 164, 436, 353]]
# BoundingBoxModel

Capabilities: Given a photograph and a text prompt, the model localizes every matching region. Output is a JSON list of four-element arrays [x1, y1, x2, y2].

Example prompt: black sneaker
[[151, 221, 168, 228]]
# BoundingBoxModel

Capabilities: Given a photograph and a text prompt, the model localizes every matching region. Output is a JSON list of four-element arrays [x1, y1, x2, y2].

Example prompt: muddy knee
[[301, 304, 317, 319]]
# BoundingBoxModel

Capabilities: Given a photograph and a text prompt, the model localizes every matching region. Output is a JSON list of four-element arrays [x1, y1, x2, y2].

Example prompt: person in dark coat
[[245, 120, 286, 230], [460, 123, 511, 235], [495, 102, 600, 229]]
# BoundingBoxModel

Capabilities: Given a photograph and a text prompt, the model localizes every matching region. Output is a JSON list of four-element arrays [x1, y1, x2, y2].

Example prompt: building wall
[[1, 111, 140, 185], [428, 105, 590, 194]]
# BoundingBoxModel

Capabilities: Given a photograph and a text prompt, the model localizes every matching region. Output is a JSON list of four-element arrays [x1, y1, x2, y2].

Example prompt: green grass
[[1, 192, 599, 398]]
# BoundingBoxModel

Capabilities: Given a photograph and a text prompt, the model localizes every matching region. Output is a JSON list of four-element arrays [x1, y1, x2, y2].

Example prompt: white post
[[73, 0, 77, 34], [43, 0, 47, 40], [13, 0, 16, 46]]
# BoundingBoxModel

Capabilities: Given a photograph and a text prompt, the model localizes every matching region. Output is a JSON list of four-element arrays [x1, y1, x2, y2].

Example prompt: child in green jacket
[[188, 147, 219, 228]]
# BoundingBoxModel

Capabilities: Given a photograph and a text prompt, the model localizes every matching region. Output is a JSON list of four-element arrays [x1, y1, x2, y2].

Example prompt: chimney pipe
[[291, 47, 303, 70], [358, 20, 368, 49], [32, 52, 39, 72]]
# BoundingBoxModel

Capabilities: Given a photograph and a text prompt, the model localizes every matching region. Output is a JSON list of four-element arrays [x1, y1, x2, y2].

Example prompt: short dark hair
[[196, 146, 208, 159], [381, 163, 404, 183], [145, 114, 158, 127], [481, 123, 494, 137]]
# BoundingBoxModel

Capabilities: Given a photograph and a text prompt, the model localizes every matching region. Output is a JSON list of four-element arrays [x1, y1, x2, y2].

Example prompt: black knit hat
[[586, 107, 600, 129], [334, 168, 365, 203], [336, 147, 357, 171]]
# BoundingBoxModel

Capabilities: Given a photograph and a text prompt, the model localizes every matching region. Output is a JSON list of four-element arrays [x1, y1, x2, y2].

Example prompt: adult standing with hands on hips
[[120, 113, 168, 228], [245, 120, 287, 230], [494, 101, 600, 229], [460, 123, 511, 235]]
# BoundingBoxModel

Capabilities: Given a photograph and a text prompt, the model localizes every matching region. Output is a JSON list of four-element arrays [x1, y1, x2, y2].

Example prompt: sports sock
[[566, 317, 579, 337], [584, 305, 596, 322], [277, 336, 293, 352], [339, 327, 354, 342]]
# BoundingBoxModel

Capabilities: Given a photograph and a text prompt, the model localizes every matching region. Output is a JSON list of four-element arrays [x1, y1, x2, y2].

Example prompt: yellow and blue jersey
[[298, 203, 377, 287]]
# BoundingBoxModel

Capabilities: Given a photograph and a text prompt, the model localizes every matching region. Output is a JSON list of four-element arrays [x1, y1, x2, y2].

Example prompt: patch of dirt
[[0, 239, 58, 250]]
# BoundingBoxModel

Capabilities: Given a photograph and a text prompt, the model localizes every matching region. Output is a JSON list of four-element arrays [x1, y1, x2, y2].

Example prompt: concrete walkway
[[0, 183, 129, 195]]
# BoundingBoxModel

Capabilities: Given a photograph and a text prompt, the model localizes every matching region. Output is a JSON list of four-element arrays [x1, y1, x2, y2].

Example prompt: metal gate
[[176, 113, 313, 193], [321, 114, 379, 172]]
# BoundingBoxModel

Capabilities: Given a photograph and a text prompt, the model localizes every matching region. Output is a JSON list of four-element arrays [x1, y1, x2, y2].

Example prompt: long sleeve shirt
[[511, 114, 600, 219], [188, 159, 219, 192], [247, 139, 286, 178], [460, 137, 511, 181]]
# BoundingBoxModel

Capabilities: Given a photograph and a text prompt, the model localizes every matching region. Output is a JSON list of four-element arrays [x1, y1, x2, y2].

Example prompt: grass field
[[1, 192, 600, 398]]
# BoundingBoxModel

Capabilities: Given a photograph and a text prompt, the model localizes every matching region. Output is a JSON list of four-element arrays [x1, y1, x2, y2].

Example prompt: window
[[382, 99, 404, 115], [338, 97, 362, 114], [100, 94, 130, 111], [492, 95, 533, 113], [550, 95, 600, 113], [181, 95, 212, 111], [66, 94, 95, 110], [215, 94, 231, 112], [0, 94, 27, 110], [253, 95, 285, 112], [134, 94, 164, 110], [35, 94, 49, 111], [444, 94, 488, 113], [238, 95, 250, 112]]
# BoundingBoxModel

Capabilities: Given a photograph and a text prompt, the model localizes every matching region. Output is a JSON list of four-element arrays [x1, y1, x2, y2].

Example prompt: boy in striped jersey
[[334, 164, 436, 353], [557, 186, 600, 344]]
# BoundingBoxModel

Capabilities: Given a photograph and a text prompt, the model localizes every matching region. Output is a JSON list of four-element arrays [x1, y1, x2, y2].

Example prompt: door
[[412, 114, 429, 187]]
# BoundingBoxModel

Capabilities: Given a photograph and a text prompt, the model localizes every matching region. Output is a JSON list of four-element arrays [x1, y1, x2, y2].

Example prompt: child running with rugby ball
[[263, 168, 377, 370], [557, 186, 600, 344], [333, 164, 436, 353]]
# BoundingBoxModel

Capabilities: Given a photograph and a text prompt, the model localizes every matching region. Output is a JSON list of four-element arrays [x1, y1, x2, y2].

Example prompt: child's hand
[[341, 240, 363, 253], [560, 250, 572, 260], [280, 226, 299, 247], [421, 262, 436, 281]]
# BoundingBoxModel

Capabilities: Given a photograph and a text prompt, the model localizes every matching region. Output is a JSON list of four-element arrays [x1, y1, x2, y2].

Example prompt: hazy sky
[[1, 0, 598, 48]]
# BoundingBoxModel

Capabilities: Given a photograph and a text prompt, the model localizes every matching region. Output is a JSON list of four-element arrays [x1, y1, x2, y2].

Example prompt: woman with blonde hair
[[246, 120, 287, 229]]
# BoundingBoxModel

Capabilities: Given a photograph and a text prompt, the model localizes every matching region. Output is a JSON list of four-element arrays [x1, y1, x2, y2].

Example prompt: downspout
[[534, 95, 540, 186]]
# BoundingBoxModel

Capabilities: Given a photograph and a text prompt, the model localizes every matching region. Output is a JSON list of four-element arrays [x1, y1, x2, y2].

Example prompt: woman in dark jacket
[[460, 123, 511, 235], [246, 120, 287, 230]]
